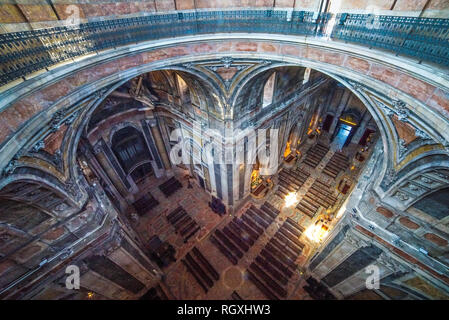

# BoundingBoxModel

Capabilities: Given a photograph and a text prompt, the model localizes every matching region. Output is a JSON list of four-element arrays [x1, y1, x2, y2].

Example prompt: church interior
[[0, 0, 448, 301]]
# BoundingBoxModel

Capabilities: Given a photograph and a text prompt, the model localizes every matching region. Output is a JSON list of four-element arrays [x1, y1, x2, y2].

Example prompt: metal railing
[[1, 10, 448, 87]]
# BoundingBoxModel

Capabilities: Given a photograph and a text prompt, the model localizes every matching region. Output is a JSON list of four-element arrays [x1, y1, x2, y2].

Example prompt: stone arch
[[0, 38, 447, 206]]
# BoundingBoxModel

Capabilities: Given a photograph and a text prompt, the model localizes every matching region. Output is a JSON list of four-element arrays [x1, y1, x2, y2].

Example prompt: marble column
[[93, 139, 133, 200], [83, 143, 126, 210], [148, 119, 172, 170], [329, 90, 352, 136]]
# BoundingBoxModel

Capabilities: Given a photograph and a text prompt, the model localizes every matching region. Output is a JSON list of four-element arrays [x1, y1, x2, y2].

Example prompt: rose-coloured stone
[[281, 44, 302, 56], [17, 4, 58, 22], [376, 207, 394, 219], [142, 50, 169, 64], [392, 116, 417, 144], [275, 0, 295, 7], [399, 216, 420, 230], [118, 54, 144, 71], [42, 226, 67, 241], [259, 42, 280, 53], [163, 46, 191, 58], [0, 4, 28, 23], [175, 0, 195, 10], [216, 41, 233, 52], [369, 63, 401, 87], [44, 125, 68, 155], [424, 233, 448, 246], [344, 56, 371, 74], [40, 79, 73, 103], [398, 73, 436, 103], [115, 2, 132, 15], [427, 88, 449, 117], [235, 42, 258, 52], [192, 43, 217, 53]]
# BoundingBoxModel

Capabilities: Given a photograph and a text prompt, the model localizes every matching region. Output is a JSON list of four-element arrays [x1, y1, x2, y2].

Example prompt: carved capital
[[345, 231, 371, 249], [377, 252, 410, 274]]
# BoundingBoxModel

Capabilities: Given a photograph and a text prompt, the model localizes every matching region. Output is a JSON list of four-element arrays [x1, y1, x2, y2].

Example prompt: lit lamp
[[284, 192, 298, 208], [305, 221, 330, 243]]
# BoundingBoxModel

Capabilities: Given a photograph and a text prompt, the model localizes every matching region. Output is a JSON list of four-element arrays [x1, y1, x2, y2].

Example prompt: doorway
[[333, 123, 353, 150]]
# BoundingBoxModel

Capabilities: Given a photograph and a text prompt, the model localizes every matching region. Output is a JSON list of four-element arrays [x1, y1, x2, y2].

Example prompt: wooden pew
[[247, 269, 279, 300], [233, 218, 259, 241], [241, 215, 264, 235], [180, 220, 197, 236], [274, 232, 303, 255], [182, 259, 209, 293], [279, 226, 305, 249], [249, 263, 287, 298], [223, 226, 249, 252], [282, 221, 302, 237], [231, 291, 243, 300], [184, 226, 200, 242], [260, 249, 293, 278], [209, 234, 238, 265], [185, 253, 214, 288], [192, 247, 219, 281], [260, 205, 278, 220], [250, 205, 274, 224], [169, 209, 187, 225], [263, 202, 280, 215], [246, 208, 270, 229], [286, 217, 305, 233], [167, 206, 184, 220], [265, 243, 297, 271], [215, 229, 243, 259], [228, 221, 255, 246], [255, 256, 288, 286], [270, 236, 299, 261]]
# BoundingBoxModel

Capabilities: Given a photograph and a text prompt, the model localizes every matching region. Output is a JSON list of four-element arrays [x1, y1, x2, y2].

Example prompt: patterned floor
[[131, 137, 366, 300]]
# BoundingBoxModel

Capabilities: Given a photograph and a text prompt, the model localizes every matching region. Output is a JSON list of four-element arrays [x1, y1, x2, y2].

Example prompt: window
[[262, 72, 276, 108]]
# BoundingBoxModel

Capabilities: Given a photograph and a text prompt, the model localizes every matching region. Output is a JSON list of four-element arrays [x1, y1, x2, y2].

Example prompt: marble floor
[[131, 137, 366, 300]]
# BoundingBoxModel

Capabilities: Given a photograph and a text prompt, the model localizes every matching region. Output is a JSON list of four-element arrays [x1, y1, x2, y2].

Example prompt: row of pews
[[166, 206, 200, 243], [302, 143, 329, 168], [158, 177, 183, 197], [133, 192, 159, 216], [322, 151, 349, 179], [210, 202, 280, 265], [182, 247, 220, 293], [296, 179, 338, 218], [247, 218, 305, 300], [275, 168, 310, 198]]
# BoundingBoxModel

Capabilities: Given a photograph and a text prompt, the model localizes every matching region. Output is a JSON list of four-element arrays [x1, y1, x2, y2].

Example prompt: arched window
[[111, 126, 152, 174], [262, 72, 276, 108]]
